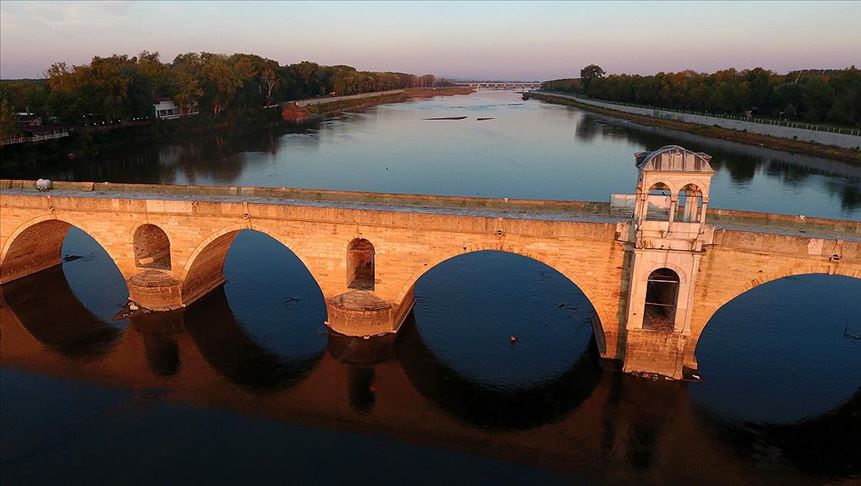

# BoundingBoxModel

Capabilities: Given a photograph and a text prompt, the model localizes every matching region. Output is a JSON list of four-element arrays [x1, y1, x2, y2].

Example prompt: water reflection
[[3, 91, 859, 219], [1, 255, 859, 481], [572, 110, 861, 213], [397, 316, 601, 430], [699, 389, 860, 479], [131, 312, 183, 377], [1, 265, 121, 359], [1, 217, 859, 482], [184, 287, 323, 393]]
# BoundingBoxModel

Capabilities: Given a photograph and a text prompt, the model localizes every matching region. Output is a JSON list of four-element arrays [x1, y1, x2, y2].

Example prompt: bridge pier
[[622, 329, 691, 379], [326, 288, 414, 337], [614, 146, 717, 379], [127, 270, 184, 311]]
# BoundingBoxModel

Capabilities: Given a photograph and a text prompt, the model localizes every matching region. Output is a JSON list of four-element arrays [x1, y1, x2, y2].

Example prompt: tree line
[[0, 51, 445, 134], [542, 65, 861, 126]]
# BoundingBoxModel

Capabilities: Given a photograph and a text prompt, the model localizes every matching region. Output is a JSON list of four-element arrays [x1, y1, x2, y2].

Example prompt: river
[[1, 90, 859, 483]]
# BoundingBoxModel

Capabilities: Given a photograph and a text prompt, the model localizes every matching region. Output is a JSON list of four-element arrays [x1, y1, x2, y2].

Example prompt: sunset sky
[[2, 1, 859, 80]]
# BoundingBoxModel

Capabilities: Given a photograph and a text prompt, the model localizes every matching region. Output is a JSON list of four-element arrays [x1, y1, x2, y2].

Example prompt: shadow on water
[[1, 265, 122, 359], [183, 286, 324, 393], [397, 315, 602, 430], [698, 389, 860, 479], [130, 311, 185, 378]]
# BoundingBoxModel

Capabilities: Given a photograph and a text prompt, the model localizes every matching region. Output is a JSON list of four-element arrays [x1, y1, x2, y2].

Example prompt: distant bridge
[[456, 81, 541, 90], [1, 146, 859, 379]]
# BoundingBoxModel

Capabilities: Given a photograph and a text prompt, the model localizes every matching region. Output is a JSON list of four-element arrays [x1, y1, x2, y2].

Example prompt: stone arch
[[644, 182, 672, 221], [392, 245, 613, 352], [179, 225, 325, 309], [133, 224, 171, 270], [689, 265, 861, 362], [642, 260, 690, 286], [676, 183, 703, 223], [0, 216, 127, 286], [347, 238, 375, 291], [643, 268, 680, 331]]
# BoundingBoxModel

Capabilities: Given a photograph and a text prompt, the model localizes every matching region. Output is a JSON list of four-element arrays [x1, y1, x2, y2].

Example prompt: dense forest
[[0, 51, 445, 139], [542, 65, 861, 127]]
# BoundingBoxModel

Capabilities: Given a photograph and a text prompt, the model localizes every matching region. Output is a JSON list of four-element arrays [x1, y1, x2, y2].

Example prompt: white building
[[153, 97, 198, 120]]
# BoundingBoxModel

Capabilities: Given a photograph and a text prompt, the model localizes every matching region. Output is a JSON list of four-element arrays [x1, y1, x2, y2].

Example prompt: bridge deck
[[1, 180, 859, 242]]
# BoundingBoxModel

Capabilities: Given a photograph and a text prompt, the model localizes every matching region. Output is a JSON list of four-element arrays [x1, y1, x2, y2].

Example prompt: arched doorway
[[643, 268, 679, 331], [134, 224, 171, 270], [347, 238, 375, 291]]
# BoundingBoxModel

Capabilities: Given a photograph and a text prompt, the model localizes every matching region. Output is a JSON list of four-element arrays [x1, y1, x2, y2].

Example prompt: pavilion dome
[[634, 145, 714, 173]]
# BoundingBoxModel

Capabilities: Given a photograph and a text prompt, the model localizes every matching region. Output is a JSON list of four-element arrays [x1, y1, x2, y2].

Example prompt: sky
[[1, 1, 859, 80]]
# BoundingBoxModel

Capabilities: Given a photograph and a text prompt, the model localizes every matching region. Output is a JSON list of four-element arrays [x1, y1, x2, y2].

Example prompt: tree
[[199, 53, 242, 116], [580, 64, 606, 90], [0, 99, 19, 141], [172, 53, 204, 115]]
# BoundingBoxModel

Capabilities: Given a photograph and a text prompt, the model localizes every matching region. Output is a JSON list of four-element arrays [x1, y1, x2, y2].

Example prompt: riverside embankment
[[281, 86, 475, 121], [527, 91, 861, 164]]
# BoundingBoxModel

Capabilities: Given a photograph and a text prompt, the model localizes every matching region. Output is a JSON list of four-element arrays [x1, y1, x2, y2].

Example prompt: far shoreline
[[526, 92, 861, 165]]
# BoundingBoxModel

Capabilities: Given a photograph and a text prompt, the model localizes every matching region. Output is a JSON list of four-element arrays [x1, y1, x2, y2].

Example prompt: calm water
[[1, 91, 860, 483], [3, 90, 860, 220]]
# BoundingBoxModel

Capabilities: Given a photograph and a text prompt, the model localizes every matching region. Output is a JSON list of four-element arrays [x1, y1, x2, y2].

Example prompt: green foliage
[[0, 99, 20, 140], [1, 52, 448, 126], [579, 64, 605, 89], [542, 66, 861, 126]]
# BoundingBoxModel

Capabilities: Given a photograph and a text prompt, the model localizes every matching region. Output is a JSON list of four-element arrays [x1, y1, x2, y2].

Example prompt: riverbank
[[0, 107, 286, 168], [301, 86, 474, 116], [527, 92, 861, 164], [2, 87, 474, 169]]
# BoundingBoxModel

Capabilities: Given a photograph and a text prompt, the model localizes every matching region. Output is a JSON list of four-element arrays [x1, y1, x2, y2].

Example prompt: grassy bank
[[306, 86, 474, 115], [528, 92, 861, 164]]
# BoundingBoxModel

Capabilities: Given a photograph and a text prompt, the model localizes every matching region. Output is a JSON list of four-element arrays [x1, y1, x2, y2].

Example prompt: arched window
[[347, 238, 375, 291], [676, 184, 703, 223], [643, 268, 679, 331], [645, 182, 671, 221], [134, 224, 171, 270]]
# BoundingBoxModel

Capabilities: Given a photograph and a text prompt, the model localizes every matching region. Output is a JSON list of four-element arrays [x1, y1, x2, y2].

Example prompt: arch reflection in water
[[131, 311, 184, 377], [184, 287, 323, 392], [401, 250, 602, 429], [692, 274, 861, 424], [327, 333, 398, 414], [184, 230, 328, 392], [398, 318, 601, 430], [1, 227, 128, 359], [692, 274, 861, 477], [2, 266, 122, 359], [701, 389, 860, 479]]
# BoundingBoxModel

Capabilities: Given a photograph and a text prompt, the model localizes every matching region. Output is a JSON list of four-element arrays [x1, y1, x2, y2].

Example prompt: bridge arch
[[1, 216, 130, 286], [179, 225, 326, 310], [690, 265, 861, 361], [393, 245, 613, 353], [691, 270, 861, 424]]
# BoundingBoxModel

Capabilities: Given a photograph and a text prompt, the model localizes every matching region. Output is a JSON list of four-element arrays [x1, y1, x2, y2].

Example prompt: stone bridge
[[1, 147, 859, 378]]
